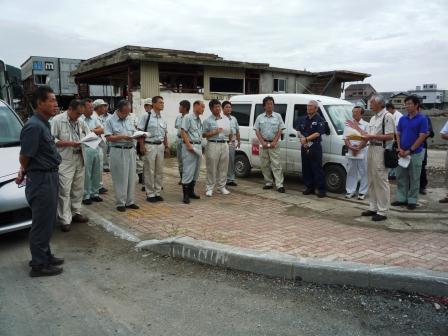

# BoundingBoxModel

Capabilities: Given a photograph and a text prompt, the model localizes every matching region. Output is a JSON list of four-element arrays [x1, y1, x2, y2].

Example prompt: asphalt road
[[0, 223, 446, 336]]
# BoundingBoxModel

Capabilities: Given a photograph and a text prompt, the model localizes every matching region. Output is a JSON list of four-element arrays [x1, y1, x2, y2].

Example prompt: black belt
[[208, 140, 226, 143], [27, 168, 59, 173], [184, 141, 201, 145], [111, 145, 134, 149], [145, 141, 163, 145], [370, 142, 383, 147], [262, 139, 273, 143]]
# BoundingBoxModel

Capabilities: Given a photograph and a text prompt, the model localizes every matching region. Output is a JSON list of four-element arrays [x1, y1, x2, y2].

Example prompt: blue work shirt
[[181, 113, 203, 143], [203, 114, 227, 141], [295, 113, 326, 144], [20, 113, 61, 172], [104, 112, 136, 146], [397, 112, 429, 154], [137, 111, 167, 142], [253, 112, 285, 141]]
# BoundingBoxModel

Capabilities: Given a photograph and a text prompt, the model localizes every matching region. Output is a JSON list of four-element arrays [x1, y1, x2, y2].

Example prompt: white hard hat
[[93, 99, 108, 109]]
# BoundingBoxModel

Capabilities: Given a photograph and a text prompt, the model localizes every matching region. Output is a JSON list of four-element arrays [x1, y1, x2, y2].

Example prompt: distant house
[[408, 84, 445, 109], [389, 92, 409, 110], [344, 83, 376, 107]]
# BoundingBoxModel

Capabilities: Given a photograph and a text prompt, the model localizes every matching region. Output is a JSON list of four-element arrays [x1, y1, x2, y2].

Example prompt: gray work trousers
[[110, 147, 137, 207], [205, 142, 229, 192], [227, 143, 236, 182], [181, 143, 202, 184], [26, 171, 59, 267]]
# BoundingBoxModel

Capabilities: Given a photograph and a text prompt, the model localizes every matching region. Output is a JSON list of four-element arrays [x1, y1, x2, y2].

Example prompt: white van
[[229, 94, 355, 193]]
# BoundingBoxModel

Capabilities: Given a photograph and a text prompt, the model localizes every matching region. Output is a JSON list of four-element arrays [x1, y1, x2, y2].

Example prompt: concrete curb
[[136, 236, 448, 297], [83, 208, 141, 243]]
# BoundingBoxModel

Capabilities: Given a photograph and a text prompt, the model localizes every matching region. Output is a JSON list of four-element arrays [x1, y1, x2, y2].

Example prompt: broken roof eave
[[73, 52, 269, 76], [317, 70, 371, 82]]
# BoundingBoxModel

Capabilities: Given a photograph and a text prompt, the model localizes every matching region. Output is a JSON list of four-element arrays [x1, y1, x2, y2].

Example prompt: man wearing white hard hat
[[93, 98, 110, 194]]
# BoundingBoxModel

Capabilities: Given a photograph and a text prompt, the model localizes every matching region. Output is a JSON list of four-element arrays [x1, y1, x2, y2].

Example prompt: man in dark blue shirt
[[16, 86, 63, 277], [392, 95, 429, 210], [295, 100, 327, 197]]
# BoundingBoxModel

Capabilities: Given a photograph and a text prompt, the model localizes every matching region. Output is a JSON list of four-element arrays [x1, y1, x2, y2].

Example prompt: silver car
[[0, 99, 32, 234]]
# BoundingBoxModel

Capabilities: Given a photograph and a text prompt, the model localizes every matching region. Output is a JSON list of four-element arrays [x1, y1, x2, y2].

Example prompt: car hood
[[0, 146, 20, 180]]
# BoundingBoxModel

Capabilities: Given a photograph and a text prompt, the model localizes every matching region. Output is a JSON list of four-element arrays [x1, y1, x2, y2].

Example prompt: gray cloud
[[1, 0, 447, 91]]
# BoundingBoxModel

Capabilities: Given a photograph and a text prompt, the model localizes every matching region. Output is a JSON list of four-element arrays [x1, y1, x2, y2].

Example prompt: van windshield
[[0, 105, 22, 147], [323, 105, 354, 135]]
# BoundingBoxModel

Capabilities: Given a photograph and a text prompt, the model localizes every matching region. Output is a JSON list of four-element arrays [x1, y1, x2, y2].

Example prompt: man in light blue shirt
[[203, 99, 230, 196], [254, 96, 286, 192], [222, 101, 240, 186], [104, 100, 141, 212], [80, 98, 104, 205], [175, 100, 190, 185], [137, 96, 168, 203]]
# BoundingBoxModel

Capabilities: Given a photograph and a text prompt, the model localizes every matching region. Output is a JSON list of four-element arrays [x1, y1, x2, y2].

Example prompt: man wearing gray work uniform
[[222, 101, 240, 186], [254, 96, 286, 193], [17, 86, 64, 277], [203, 99, 230, 197], [93, 98, 109, 193], [175, 100, 190, 185], [104, 100, 141, 212], [180, 100, 204, 203], [51, 99, 90, 232], [138, 96, 169, 202]]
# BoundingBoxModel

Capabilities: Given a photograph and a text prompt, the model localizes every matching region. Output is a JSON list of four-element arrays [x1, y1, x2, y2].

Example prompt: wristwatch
[[267, 143, 271, 148]]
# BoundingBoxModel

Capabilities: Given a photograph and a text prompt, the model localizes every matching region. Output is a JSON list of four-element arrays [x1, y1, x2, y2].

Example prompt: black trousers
[[420, 144, 428, 190], [25, 171, 59, 267], [301, 144, 326, 193]]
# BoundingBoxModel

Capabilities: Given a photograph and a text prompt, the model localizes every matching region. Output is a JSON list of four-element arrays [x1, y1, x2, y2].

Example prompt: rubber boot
[[188, 181, 201, 199], [138, 173, 143, 184], [182, 184, 190, 204]]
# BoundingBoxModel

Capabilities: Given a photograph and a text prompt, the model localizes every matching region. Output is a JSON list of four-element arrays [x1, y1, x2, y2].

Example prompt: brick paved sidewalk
[[83, 162, 448, 274]]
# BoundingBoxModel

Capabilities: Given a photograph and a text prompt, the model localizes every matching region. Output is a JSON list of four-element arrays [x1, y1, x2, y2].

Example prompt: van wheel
[[324, 165, 346, 194], [234, 153, 251, 178]]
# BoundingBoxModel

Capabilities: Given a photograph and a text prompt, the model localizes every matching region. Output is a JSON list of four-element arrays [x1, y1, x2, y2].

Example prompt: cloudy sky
[[1, 0, 447, 92]]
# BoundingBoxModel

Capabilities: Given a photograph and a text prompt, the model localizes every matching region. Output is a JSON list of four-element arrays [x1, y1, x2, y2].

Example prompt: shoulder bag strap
[[144, 112, 151, 132]]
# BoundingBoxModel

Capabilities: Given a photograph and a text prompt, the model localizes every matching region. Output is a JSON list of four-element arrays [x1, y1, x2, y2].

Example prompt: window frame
[[273, 78, 287, 93]]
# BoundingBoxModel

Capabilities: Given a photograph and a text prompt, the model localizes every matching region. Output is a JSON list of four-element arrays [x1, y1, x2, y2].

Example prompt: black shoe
[[419, 189, 426, 195], [155, 196, 164, 202], [407, 203, 417, 210], [439, 197, 448, 203], [147, 197, 158, 203], [361, 210, 376, 216], [30, 265, 63, 277], [141, 186, 145, 192], [126, 204, 140, 209], [227, 181, 238, 187], [391, 201, 407, 206], [188, 182, 201, 199], [317, 192, 327, 198], [99, 187, 108, 194], [182, 184, 190, 204], [60, 224, 71, 232], [116, 206, 126, 212], [29, 255, 64, 267], [82, 199, 92, 205], [372, 214, 387, 221], [263, 185, 274, 190], [92, 196, 103, 202], [277, 187, 285, 193], [302, 188, 314, 195], [103, 168, 110, 173], [138, 173, 143, 184]]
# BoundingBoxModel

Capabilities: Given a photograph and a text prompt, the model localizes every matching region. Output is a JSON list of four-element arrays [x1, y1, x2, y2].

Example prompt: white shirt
[[440, 121, 448, 135], [343, 118, 369, 159], [391, 110, 402, 130]]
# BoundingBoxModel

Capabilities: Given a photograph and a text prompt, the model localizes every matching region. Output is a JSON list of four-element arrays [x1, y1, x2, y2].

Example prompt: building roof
[[72, 45, 269, 75], [390, 92, 410, 98], [345, 83, 375, 91]]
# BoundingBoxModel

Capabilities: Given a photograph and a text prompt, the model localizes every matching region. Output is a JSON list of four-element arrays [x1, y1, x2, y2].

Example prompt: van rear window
[[231, 104, 251, 126], [254, 104, 287, 122]]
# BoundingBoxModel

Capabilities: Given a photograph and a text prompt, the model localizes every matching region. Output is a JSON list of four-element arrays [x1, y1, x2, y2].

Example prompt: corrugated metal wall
[[140, 62, 159, 98]]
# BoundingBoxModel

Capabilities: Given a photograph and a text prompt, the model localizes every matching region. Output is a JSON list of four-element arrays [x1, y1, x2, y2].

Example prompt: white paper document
[[398, 155, 411, 168], [81, 132, 101, 149], [132, 131, 150, 139], [217, 118, 231, 135]]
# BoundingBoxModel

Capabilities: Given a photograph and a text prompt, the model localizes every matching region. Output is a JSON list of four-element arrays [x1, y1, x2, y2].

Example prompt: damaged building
[[72, 45, 369, 134]]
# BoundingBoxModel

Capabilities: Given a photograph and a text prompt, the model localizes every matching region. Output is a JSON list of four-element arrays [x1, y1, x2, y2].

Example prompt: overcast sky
[[1, 0, 447, 92]]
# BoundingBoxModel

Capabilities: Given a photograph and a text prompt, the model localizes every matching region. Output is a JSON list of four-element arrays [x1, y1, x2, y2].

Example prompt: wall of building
[[260, 72, 295, 93], [140, 62, 159, 99], [21, 57, 81, 96], [409, 90, 444, 105]]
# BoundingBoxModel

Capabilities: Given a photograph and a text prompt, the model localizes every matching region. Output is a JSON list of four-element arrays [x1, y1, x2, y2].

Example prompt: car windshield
[[323, 104, 354, 135], [0, 105, 22, 147]]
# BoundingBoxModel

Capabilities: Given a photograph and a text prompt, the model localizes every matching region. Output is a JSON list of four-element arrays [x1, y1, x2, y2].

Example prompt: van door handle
[[289, 133, 297, 137]]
